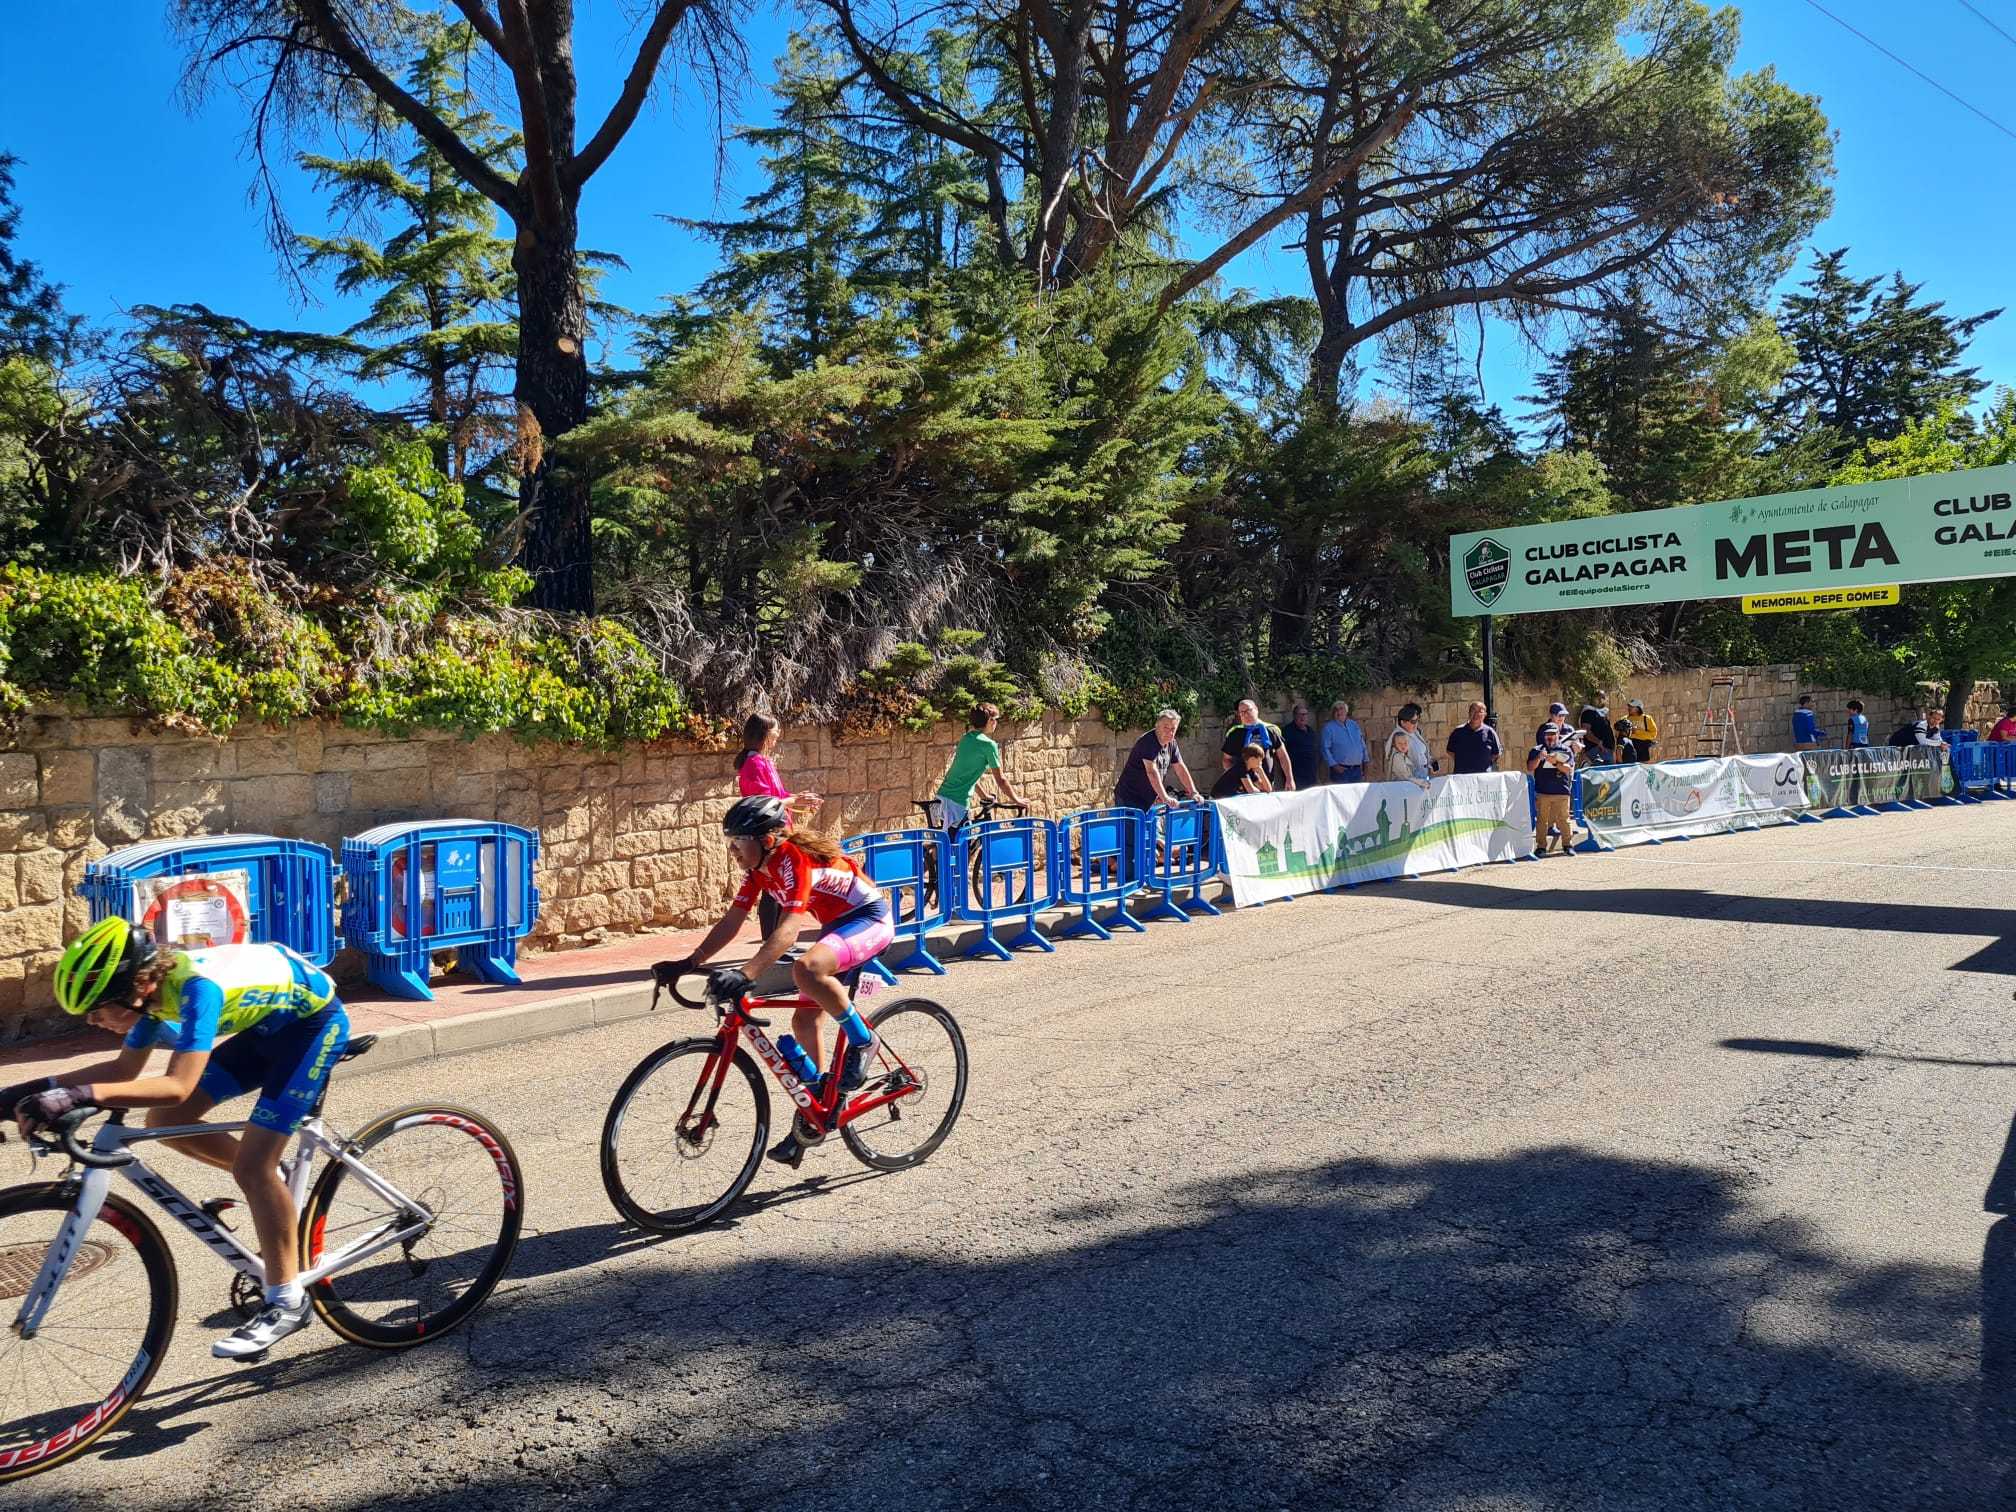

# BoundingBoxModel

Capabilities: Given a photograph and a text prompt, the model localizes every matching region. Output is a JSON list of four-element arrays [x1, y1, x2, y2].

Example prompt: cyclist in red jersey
[[666, 797, 893, 1164]]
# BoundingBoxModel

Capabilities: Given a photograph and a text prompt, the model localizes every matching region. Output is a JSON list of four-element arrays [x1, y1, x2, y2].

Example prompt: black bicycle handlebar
[[648, 961, 771, 1025], [0, 1106, 131, 1168]]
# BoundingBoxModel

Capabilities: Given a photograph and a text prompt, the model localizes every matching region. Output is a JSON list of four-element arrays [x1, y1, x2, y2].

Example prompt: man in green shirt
[[936, 703, 1023, 828]]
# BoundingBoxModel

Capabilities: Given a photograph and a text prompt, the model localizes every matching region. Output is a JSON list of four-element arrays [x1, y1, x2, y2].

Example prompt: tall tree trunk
[[1944, 666, 1974, 730], [1310, 311, 1354, 417], [514, 222, 593, 613]]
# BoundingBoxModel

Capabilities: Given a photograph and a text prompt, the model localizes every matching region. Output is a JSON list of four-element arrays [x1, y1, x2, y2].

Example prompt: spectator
[[1445, 702, 1502, 775], [1321, 700, 1369, 783], [1792, 694, 1823, 751], [1115, 709, 1201, 809], [1211, 743, 1274, 799], [1578, 705, 1615, 761], [1394, 703, 1436, 779], [1625, 698, 1657, 763], [1845, 699, 1870, 749], [1537, 701, 1571, 741], [1221, 698, 1294, 790], [1526, 725, 1580, 857], [1891, 708, 1946, 749], [736, 713, 825, 940], [1382, 726, 1417, 783], [1584, 697, 1616, 754], [736, 713, 822, 818], [1576, 710, 1613, 766], [1990, 705, 2016, 743], [1283, 703, 1322, 789], [1613, 718, 1639, 765], [935, 703, 1023, 831]]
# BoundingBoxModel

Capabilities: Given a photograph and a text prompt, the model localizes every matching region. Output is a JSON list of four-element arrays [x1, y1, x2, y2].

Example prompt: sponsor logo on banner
[[1580, 756, 1808, 850], [1214, 773, 1533, 905]]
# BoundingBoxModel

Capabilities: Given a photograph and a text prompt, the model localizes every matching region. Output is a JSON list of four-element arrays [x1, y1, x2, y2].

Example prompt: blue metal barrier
[[1951, 740, 1997, 800], [1055, 807, 1147, 940], [1997, 741, 2016, 796], [1139, 802, 1223, 923], [842, 828, 950, 981], [955, 817, 1058, 960], [341, 821, 538, 1000], [82, 835, 336, 963]]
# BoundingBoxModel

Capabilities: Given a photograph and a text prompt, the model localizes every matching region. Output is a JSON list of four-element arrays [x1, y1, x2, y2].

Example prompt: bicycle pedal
[[200, 1197, 241, 1232]]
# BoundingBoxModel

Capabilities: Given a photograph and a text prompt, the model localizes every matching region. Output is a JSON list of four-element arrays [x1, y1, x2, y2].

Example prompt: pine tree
[[674, 34, 876, 367], [0, 154, 75, 362], [295, 21, 520, 490], [1765, 248, 1999, 456]]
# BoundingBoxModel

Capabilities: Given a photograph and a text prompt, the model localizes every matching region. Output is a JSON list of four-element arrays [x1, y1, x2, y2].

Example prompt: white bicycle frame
[[12, 1112, 432, 1339]]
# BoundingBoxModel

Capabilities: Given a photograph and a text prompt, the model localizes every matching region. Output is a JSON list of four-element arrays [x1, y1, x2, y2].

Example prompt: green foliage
[[341, 616, 686, 746], [846, 629, 1036, 733], [339, 440, 530, 606]]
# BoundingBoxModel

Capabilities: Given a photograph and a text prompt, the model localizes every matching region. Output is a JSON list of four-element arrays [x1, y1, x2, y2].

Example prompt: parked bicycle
[[0, 1034, 524, 1483], [914, 792, 1033, 913], [600, 965, 968, 1234]]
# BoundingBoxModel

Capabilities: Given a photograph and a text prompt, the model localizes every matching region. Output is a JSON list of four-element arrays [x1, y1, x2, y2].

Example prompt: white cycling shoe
[[215, 1296, 313, 1360]]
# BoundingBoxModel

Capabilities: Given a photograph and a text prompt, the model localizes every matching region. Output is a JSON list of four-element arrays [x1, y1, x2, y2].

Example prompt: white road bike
[[0, 1034, 524, 1483]]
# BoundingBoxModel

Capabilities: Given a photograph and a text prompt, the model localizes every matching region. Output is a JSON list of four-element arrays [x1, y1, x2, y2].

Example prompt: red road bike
[[598, 965, 968, 1233]]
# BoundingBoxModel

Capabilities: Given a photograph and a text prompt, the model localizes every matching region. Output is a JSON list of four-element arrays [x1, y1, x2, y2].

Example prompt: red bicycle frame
[[682, 989, 918, 1142]]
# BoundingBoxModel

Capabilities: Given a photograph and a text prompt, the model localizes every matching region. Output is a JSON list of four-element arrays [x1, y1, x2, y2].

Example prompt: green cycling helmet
[[54, 917, 161, 1015]]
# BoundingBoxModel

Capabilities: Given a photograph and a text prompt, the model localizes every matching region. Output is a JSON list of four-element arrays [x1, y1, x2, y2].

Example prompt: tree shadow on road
[[37, 1142, 2006, 1512]]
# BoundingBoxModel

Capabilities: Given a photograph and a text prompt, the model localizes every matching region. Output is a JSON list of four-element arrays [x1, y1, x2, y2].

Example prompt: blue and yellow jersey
[[124, 944, 339, 1056]]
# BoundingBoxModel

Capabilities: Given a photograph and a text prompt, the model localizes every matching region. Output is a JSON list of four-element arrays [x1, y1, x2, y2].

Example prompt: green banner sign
[[1448, 463, 2016, 617]]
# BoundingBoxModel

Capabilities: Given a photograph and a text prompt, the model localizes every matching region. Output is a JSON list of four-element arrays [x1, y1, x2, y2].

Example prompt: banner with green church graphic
[[1214, 773, 1534, 905]]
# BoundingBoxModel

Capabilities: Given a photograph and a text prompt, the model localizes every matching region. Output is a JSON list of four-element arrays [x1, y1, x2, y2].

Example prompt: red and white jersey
[[733, 840, 880, 925]]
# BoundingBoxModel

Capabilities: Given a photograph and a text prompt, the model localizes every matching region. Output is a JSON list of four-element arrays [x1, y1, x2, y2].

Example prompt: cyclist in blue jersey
[[2, 917, 350, 1360]]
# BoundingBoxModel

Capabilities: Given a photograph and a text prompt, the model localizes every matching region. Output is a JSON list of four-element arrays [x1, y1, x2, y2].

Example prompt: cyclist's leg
[[234, 1007, 350, 1287], [145, 1087, 234, 1170], [797, 905, 896, 1086]]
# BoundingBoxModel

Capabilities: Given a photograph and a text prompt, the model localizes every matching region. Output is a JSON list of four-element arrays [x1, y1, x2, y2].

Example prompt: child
[[665, 796, 893, 1168]]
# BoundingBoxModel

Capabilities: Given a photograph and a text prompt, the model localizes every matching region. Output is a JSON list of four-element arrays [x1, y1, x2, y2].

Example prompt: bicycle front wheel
[[840, 998, 968, 1172], [601, 1040, 769, 1233], [302, 1105, 524, 1349], [0, 1185, 176, 1484]]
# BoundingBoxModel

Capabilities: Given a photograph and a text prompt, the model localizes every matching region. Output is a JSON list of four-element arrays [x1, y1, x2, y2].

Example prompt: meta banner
[[1449, 463, 2016, 616]]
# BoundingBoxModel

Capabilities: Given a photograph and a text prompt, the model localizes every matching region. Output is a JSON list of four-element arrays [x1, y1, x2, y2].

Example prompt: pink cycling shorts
[[819, 899, 895, 972]]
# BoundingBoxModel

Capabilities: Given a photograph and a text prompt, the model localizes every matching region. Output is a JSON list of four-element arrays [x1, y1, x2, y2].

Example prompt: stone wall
[[0, 664, 1995, 1038]]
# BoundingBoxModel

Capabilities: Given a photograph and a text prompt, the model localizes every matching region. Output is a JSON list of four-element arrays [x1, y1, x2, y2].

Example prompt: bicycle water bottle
[[777, 1034, 821, 1086]]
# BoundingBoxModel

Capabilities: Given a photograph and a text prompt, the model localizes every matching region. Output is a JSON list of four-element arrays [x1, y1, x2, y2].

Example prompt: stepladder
[[1697, 677, 1742, 756]]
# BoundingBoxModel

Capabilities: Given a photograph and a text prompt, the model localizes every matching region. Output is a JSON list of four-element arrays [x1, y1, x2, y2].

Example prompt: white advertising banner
[[1577, 755, 1808, 850], [1214, 772, 1535, 906]]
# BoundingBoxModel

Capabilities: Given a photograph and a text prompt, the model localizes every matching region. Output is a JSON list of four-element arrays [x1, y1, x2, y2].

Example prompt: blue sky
[[3, 1, 2013, 409]]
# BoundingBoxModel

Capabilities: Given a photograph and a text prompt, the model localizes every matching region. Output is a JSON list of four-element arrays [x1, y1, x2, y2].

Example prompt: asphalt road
[[18, 802, 2016, 1511]]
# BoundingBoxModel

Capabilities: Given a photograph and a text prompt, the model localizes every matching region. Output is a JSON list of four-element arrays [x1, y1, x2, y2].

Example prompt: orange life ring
[[139, 875, 250, 948]]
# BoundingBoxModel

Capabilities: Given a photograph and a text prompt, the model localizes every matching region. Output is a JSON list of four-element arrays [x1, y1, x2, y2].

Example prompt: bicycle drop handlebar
[[648, 962, 773, 1025], [0, 1106, 132, 1168]]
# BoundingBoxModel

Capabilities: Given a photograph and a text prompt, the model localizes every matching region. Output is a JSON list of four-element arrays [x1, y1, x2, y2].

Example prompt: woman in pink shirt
[[735, 715, 823, 938]]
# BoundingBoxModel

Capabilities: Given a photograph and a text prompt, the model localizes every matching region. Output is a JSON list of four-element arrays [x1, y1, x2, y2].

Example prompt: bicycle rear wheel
[[0, 1185, 176, 1483], [302, 1105, 524, 1349], [601, 1040, 769, 1233], [840, 998, 968, 1172]]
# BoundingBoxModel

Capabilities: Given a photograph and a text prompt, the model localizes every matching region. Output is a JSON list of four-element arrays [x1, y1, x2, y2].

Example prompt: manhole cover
[[0, 1240, 115, 1302]]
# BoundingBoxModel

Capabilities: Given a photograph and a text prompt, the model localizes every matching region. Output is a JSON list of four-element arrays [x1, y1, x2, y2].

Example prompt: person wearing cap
[[1536, 701, 1571, 742], [1625, 698, 1657, 762], [1525, 724, 1580, 856]]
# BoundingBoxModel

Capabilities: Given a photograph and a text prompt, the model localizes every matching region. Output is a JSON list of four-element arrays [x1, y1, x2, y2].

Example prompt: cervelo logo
[[745, 1027, 816, 1111]]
